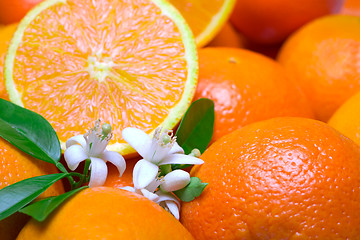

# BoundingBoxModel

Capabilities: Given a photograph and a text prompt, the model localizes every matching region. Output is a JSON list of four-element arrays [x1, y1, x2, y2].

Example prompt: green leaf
[[173, 177, 208, 202], [19, 186, 88, 221], [0, 98, 61, 164], [175, 98, 214, 154], [0, 173, 68, 221]]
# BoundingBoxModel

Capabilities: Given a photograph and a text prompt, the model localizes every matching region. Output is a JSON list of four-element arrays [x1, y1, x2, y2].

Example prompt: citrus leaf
[[0, 173, 68, 221], [175, 98, 214, 154], [173, 177, 208, 202], [0, 98, 61, 164], [20, 186, 88, 221]]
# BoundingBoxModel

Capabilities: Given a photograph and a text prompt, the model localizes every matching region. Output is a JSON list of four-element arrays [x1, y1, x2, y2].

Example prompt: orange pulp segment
[[5, 0, 198, 155]]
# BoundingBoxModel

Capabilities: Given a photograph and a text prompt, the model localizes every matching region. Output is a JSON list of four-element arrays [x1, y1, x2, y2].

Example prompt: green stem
[[56, 162, 77, 190]]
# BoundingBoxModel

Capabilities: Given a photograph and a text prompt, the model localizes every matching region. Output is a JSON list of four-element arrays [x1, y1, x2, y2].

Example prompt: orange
[[4, 0, 198, 156], [230, 0, 344, 45], [193, 47, 314, 142], [0, 0, 44, 24], [170, 0, 236, 47], [206, 22, 246, 48], [104, 157, 138, 188], [181, 117, 360, 239], [328, 91, 360, 146], [0, 137, 64, 240], [341, 0, 360, 16], [278, 14, 360, 122], [0, 23, 18, 100], [17, 187, 194, 239]]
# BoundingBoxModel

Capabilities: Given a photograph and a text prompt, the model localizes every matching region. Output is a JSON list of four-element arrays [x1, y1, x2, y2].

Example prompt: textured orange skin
[[278, 15, 360, 122], [193, 48, 314, 143], [17, 187, 194, 240], [0, 23, 18, 100], [328, 91, 360, 146], [230, 0, 344, 45], [0, 137, 64, 240], [0, 0, 44, 24], [181, 117, 360, 239]]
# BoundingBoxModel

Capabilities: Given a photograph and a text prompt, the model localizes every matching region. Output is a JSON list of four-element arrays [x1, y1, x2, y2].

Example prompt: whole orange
[[0, 0, 44, 24], [328, 91, 360, 146], [193, 47, 314, 143], [17, 187, 194, 239], [230, 0, 344, 45], [0, 137, 64, 240], [0, 23, 18, 100], [181, 117, 360, 239], [278, 14, 360, 122]]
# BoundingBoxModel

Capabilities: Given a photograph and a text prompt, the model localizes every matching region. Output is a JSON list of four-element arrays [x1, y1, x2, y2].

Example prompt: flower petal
[[89, 157, 108, 188], [160, 170, 190, 192], [121, 186, 135, 192], [156, 191, 180, 220], [156, 191, 180, 204], [164, 200, 180, 220], [168, 141, 184, 154], [133, 159, 159, 189], [122, 128, 152, 158], [160, 154, 204, 165], [66, 135, 86, 148], [64, 145, 88, 170], [140, 189, 160, 202], [101, 151, 126, 177], [145, 178, 161, 193]]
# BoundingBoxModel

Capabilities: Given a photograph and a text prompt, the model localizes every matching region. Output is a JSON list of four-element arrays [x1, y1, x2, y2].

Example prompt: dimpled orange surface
[[181, 117, 360, 239], [17, 187, 194, 240], [193, 48, 314, 142]]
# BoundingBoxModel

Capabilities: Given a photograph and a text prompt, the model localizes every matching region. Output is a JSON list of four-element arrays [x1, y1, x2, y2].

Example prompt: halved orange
[[0, 23, 18, 100], [4, 0, 198, 156], [170, 0, 236, 47]]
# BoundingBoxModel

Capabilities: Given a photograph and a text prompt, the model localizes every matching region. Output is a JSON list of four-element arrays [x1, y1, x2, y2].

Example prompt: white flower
[[64, 120, 126, 187], [122, 127, 204, 190], [121, 127, 204, 219]]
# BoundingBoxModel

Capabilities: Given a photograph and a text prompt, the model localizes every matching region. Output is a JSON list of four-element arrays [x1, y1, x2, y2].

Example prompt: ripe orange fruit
[[0, 137, 64, 240], [328, 91, 360, 146], [207, 22, 246, 48], [0, 23, 18, 100], [17, 187, 194, 239], [181, 117, 360, 239], [170, 0, 236, 47], [230, 0, 344, 45], [0, 0, 44, 24], [341, 0, 360, 16], [193, 47, 314, 142], [104, 158, 138, 188], [4, 0, 198, 156], [278, 14, 360, 122]]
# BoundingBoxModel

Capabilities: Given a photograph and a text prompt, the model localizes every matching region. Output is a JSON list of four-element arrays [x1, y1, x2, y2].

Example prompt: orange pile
[[193, 47, 314, 142]]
